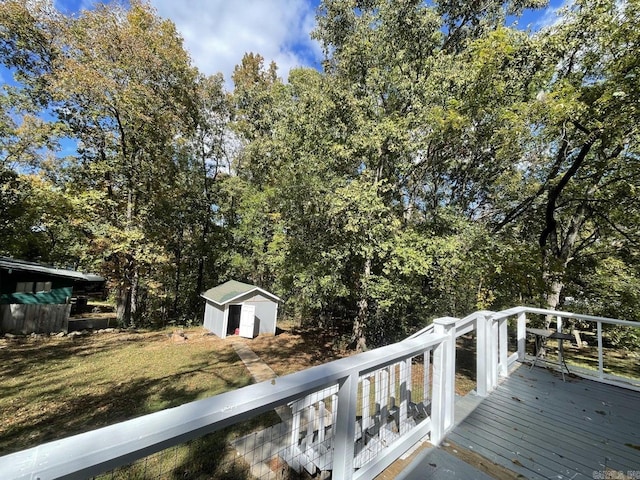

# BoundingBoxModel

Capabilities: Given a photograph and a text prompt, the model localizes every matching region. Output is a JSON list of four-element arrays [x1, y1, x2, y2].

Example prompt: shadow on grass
[[1, 327, 345, 478], [563, 345, 640, 379], [0, 377, 205, 455], [101, 404, 300, 479], [0, 332, 171, 380], [0, 342, 247, 456], [246, 325, 346, 377], [0, 336, 116, 380]]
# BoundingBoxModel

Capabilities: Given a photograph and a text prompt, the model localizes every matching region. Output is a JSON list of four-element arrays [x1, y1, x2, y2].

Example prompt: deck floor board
[[460, 408, 623, 476], [488, 375, 640, 460], [449, 423, 571, 479], [467, 399, 639, 469], [445, 365, 640, 479], [483, 386, 640, 444]]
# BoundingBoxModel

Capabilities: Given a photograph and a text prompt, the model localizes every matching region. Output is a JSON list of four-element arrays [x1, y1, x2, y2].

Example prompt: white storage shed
[[201, 280, 281, 339]]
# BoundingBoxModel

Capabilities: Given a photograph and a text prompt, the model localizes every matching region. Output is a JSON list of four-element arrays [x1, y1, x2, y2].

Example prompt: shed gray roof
[[0, 257, 105, 282], [201, 280, 281, 306]]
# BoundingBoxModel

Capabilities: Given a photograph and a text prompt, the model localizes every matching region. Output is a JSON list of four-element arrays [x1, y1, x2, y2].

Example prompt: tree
[[3, 0, 637, 339], [0, 0, 204, 325], [493, 0, 640, 311], [220, 53, 287, 290], [309, 0, 552, 348], [174, 73, 231, 319]]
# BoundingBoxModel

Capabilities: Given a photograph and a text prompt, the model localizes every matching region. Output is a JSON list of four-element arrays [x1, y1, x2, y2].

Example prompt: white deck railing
[[0, 307, 637, 479], [496, 306, 640, 387]]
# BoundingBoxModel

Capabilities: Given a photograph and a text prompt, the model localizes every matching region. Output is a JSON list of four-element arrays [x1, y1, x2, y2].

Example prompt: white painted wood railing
[[496, 306, 640, 387], [0, 307, 637, 479]]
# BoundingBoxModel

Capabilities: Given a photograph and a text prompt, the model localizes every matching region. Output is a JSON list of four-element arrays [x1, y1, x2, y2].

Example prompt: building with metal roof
[[201, 280, 281, 339], [0, 257, 105, 334]]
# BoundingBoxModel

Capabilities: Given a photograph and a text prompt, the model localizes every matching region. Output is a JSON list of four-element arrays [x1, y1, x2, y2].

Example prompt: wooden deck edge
[[569, 368, 640, 392], [375, 389, 488, 479], [521, 354, 640, 392], [374, 439, 433, 479], [441, 441, 527, 480]]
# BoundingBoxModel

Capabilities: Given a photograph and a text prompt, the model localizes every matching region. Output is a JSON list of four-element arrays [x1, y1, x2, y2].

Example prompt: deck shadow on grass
[[0, 346, 246, 456]]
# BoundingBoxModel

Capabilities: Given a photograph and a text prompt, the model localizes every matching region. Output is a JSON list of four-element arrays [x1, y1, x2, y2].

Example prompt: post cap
[[433, 316, 458, 326]]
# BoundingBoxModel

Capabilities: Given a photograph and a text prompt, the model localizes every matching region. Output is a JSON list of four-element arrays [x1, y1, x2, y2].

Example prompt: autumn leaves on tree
[[1, 0, 639, 349]]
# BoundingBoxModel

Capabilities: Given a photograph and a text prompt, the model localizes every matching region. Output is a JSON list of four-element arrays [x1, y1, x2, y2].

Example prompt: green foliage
[[1, 0, 638, 347]]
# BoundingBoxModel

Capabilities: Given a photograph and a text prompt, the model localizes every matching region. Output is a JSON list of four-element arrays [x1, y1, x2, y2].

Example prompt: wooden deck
[[442, 364, 640, 479]]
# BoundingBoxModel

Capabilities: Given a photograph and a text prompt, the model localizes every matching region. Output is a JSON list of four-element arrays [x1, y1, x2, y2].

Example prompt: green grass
[[0, 328, 251, 456], [562, 345, 640, 380], [0, 322, 348, 479], [0, 322, 485, 479]]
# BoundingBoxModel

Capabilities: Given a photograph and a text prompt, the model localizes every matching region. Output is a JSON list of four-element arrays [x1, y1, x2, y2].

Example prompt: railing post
[[318, 401, 326, 443], [431, 317, 457, 444], [380, 368, 390, 441], [517, 312, 526, 362], [489, 316, 499, 389], [362, 376, 371, 431], [333, 373, 358, 479], [498, 317, 508, 378], [476, 314, 489, 397], [597, 321, 604, 379], [423, 350, 431, 406], [398, 359, 409, 434]]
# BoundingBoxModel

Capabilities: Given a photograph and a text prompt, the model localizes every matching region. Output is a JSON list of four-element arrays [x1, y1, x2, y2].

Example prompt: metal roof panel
[[0, 257, 105, 282], [201, 280, 281, 305]]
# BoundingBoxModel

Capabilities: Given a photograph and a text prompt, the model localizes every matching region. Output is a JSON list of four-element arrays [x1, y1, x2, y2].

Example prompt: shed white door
[[239, 305, 256, 338]]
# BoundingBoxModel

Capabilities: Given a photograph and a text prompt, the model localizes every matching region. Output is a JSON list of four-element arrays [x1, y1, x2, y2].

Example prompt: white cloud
[[533, 0, 573, 30], [53, 0, 95, 14], [150, 0, 323, 90]]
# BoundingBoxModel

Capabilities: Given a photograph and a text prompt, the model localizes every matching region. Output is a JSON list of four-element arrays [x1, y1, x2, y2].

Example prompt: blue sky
[[2, 0, 568, 161], [48, 0, 567, 89], [53, 0, 324, 89]]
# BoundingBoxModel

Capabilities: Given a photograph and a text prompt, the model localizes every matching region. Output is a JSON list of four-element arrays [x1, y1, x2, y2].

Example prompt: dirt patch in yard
[[239, 326, 349, 377]]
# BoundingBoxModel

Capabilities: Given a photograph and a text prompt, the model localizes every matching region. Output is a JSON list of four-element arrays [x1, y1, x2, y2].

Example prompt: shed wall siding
[[231, 292, 278, 335], [203, 302, 225, 338], [1, 304, 70, 334], [202, 289, 279, 338], [252, 300, 277, 335]]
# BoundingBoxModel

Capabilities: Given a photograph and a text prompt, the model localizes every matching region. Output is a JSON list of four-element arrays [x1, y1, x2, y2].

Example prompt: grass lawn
[[0, 328, 252, 455], [0, 321, 355, 458], [0, 321, 481, 478]]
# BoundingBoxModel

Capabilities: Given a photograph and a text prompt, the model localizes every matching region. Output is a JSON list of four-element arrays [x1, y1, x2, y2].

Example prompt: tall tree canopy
[[0, 0, 227, 325], [1, 0, 638, 347]]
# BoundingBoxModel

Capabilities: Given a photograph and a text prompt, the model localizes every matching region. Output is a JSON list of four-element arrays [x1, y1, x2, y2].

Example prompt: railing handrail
[[503, 306, 639, 387], [492, 306, 638, 327], [407, 323, 434, 339], [407, 310, 493, 340]]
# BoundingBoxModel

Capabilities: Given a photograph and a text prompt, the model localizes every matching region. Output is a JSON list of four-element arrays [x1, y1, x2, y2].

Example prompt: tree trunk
[[173, 228, 183, 318], [115, 253, 136, 327], [131, 266, 140, 323], [540, 196, 591, 324], [116, 282, 132, 327], [196, 255, 205, 299], [352, 256, 371, 352], [545, 279, 563, 311], [542, 266, 564, 328], [353, 297, 368, 352]]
